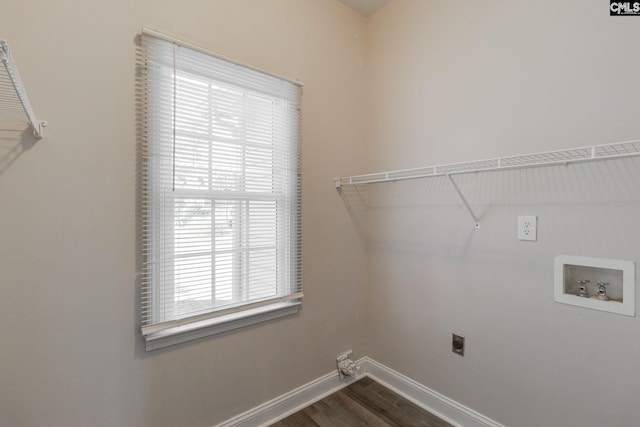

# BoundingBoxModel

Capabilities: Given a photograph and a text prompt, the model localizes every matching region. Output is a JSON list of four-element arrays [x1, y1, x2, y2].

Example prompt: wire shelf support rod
[[0, 39, 47, 139]]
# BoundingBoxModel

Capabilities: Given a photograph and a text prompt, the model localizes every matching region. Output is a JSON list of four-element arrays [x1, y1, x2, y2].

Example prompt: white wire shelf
[[334, 139, 640, 229], [335, 139, 640, 187], [0, 39, 46, 139]]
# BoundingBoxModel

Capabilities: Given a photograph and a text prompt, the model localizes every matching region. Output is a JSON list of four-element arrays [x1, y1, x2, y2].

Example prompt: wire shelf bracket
[[334, 139, 640, 228], [0, 40, 47, 139], [446, 173, 480, 228]]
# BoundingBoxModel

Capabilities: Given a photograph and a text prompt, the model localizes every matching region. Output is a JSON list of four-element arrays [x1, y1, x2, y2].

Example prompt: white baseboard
[[215, 357, 503, 427], [213, 368, 355, 427], [359, 357, 504, 427]]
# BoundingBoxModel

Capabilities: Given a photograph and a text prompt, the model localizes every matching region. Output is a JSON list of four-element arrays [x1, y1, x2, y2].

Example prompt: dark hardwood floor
[[270, 377, 453, 427]]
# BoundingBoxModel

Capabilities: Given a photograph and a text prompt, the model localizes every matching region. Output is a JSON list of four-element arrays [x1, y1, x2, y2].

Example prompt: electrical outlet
[[518, 216, 537, 241], [452, 334, 464, 356]]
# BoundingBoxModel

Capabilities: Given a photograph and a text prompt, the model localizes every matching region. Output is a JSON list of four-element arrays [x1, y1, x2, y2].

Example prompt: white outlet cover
[[518, 216, 537, 241]]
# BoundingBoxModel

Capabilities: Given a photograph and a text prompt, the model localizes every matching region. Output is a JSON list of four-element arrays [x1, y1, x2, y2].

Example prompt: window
[[139, 30, 302, 350]]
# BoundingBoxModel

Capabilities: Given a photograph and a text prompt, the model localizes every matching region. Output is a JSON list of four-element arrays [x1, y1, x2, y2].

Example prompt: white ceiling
[[338, 0, 392, 17]]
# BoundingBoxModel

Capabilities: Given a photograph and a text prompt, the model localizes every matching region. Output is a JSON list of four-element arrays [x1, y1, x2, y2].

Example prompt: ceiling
[[338, 0, 392, 17]]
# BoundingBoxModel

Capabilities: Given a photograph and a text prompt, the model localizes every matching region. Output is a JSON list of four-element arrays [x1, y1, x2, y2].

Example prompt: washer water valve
[[577, 280, 590, 298], [336, 351, 358, 381], [596, 282, 610, 301]]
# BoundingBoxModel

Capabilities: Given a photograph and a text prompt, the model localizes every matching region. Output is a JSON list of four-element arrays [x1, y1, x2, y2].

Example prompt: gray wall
[[0, 1, 367, 426], [364, 1, 640, 426], [3, 1, 639, 426]]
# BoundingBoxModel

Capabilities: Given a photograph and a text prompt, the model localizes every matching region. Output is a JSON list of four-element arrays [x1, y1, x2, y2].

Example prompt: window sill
[[143, 302, 301, 351]]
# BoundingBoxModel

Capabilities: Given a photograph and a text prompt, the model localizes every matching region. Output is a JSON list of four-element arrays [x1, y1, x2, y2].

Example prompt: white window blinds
[[139, 30, 302, 346]]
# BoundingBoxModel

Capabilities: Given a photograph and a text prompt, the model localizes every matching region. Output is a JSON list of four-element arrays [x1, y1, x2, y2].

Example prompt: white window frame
[[138, 29, 302, 351]]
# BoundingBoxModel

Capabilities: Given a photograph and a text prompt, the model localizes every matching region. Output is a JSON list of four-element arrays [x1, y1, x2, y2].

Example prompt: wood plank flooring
[[271, 377, 453, 427]]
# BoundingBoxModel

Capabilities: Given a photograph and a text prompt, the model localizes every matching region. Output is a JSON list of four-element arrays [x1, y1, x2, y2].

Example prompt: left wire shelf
[[0, 39, 46, 139]]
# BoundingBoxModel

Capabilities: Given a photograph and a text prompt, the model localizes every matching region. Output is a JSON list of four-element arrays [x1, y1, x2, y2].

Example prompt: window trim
[[144, 302, 301, 351]]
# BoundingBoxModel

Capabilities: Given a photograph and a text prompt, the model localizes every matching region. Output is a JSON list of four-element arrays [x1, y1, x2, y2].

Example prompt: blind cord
[[172, 44, 177, 191]]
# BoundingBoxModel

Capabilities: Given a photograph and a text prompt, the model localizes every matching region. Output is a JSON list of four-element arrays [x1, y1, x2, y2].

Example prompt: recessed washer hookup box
[[554, 255, 635, 316]]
